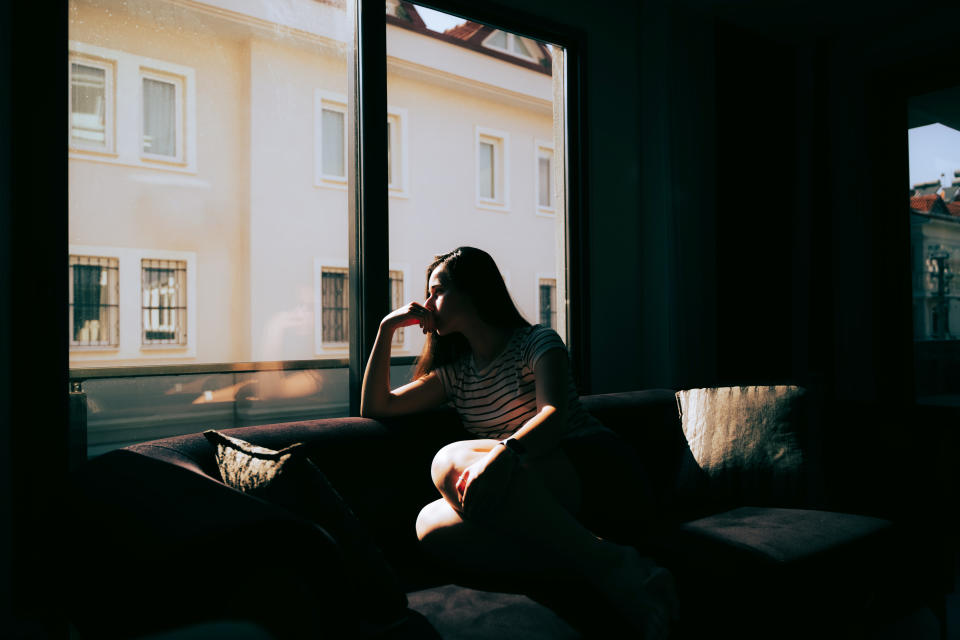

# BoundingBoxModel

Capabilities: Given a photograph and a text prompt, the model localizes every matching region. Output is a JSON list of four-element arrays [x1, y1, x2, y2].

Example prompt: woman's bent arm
[[360, 307, 446, 418]]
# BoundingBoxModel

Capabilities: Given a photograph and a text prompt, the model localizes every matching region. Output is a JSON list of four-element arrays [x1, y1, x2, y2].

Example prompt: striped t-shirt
[[433, 324, 610, 440]]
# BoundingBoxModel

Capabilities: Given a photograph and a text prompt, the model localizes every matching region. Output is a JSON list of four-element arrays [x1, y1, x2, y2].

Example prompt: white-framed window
[[69, 57, 115, 153], [69, 255, 120, 349], [314, 261, 350, 348], [68, 41, 197, 172], [476, 126, 510, 210], [312, 261, 406, 351], [536, 277, 558, 331], [535, 141, 555, 215], [141, 259, 188, 346], [68, 245, 197, 362], [140, 70, 184, 163], [482, 29, 538, 63], [387, 107, 409, 196], [314, 91, 348, 186]]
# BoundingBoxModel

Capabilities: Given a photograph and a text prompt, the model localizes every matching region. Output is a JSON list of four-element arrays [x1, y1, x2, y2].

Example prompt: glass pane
[[142, 77, 176, 156], [479, 141, 494, 199], [322, 108, 345, 177], [512, 36, 532, 58], [69, 0, 355, 456], [71, 63, 106, 146], [908, 85, 960, 403], [538, 155, 551, 207], [387, 3, 567, 361], [487, 30, 507, 49]]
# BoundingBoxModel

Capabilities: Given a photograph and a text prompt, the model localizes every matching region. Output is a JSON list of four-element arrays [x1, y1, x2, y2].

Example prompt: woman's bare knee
[[416, 498, 464, 545], [429, 439, 496, 495]]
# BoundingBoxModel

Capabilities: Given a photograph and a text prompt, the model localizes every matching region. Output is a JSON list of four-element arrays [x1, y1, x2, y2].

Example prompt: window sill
[[536, 208, 556, 218], [69, 151, 198, 175], [140, 344, 190, 352], [476, 200, 511, 213], [314, 179, 348, 191]]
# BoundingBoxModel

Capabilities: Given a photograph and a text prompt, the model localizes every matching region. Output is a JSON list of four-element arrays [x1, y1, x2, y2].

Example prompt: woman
[[360, 247, 678, 638]]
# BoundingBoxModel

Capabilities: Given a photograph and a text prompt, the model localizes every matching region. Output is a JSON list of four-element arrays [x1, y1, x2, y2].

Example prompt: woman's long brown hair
[[413, 247, 529, 379]]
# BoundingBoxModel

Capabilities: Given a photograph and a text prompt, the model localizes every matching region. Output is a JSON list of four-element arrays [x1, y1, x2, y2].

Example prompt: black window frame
[[350, 0, 589, 413]]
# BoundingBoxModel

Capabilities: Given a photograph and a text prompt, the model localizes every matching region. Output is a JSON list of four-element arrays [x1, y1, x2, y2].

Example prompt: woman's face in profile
[[426, 263, 474, 335]]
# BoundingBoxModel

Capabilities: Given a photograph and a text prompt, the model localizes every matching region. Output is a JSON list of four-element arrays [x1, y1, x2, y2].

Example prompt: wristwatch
[[499, 437, 529, 462]]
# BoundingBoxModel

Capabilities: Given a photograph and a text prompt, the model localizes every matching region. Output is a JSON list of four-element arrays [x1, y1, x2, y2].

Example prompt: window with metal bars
[[390, 270, 404, 345], [69, 255, 119, 347], [539, 278, 557, 331], [141, 258, 187, 345], [321, 267, 349, 344]]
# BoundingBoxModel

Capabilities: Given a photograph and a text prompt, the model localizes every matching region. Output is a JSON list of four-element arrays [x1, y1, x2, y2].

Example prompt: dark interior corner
[[3, 0, 960, 638]]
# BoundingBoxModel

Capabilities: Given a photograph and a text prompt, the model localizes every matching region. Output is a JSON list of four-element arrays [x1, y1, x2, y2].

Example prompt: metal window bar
[[69, 255, 119, 347], [390, 270, 403, 344], [540, 280, 557, 331], [322, 269, 349, 343], [141, 259, 187, 345]]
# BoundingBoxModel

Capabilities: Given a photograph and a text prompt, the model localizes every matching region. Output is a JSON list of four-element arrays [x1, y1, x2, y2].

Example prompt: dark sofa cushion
[[203, 430, 409, 627]]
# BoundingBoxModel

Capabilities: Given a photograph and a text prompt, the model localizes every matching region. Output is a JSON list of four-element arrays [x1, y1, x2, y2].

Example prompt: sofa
[[64, 387, 947, 639]]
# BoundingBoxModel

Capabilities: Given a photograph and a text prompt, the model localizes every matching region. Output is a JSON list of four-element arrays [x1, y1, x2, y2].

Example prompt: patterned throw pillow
[[203, 430, 409, 627], [674, 386, 810, 509]]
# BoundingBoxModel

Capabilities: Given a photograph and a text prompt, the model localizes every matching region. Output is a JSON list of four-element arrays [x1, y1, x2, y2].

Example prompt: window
[[536, 142, 554, 213], [69, 41, 196, 171], [482, 30, 537, 62], [538, 278, 557, 330], [315, 92, 348, 184], [69, 255, 119, 348], [390, 270, 404, 345], [320, 267, 349, 345], [908, 85, 960, 401], [69, 58, 113, 152], [141, 72, 183, 161], [387, 109, 407, 194], [476, 127, 509, 209], [141, 259, 187, 346]]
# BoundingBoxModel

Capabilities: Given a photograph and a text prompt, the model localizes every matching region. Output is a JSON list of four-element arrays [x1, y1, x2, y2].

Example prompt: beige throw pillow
[[675, 386, 808, 508]]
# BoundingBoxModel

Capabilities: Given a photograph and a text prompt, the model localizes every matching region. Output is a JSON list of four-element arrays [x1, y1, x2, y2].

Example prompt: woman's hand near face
[[381, 302, 435, 334], [456, 447, 517, 521]]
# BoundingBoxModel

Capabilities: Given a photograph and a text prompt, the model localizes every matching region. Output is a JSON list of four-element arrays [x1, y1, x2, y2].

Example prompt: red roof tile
[[911, 194, 940, 213], [948, 202, 960, 217], [444, 21, 485, 41]]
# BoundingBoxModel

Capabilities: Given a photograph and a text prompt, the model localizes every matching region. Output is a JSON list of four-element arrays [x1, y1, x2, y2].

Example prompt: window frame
[[140, 258, 188, 347], [314, 258, 350, 353], [387, 106, 409, 197], [69, 255, 120, 349], [535, 274, 558, 331], [475, 125, 510, 211], [314, 90, 349, 187], [139, 69, 185, 164], [535, 139, 555, 216], [68, 55, 115, 154]]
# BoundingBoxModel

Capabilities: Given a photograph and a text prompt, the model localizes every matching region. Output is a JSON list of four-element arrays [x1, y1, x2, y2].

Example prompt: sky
[[908, 123, 960, 189], [415, 5, 467, 33]]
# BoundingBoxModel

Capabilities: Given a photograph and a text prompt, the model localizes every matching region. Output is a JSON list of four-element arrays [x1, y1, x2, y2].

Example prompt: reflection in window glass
[[907, 86, 960, 401], [387, 2, 566, 359]]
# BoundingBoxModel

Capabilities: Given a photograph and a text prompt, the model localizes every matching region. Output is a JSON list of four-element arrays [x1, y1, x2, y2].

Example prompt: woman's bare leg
[[416, 440, 628, 581]]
